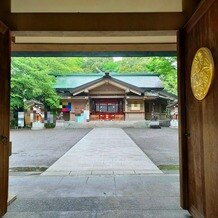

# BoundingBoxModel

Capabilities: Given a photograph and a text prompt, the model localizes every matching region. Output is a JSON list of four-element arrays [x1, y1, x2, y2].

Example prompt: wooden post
[[0, 20, 11, 217], [177, 28, 189, 209], [124, 96, 128, 121]]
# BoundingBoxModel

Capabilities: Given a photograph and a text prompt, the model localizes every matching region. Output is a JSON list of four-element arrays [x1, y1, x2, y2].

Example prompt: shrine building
[[55, 72, 176, 122]]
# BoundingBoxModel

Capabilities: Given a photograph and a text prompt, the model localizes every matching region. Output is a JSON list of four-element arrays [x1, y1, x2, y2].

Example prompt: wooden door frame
[[177, 28, 189, 209], [2, 37, 189, 213], [0, 16, 203, 216], [0, 20, 11, 217], [178, 0, 216, 212]]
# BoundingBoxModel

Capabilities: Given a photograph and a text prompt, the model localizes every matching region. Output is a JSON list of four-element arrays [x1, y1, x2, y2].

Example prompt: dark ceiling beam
[[1, 13, 184, 31], [182, 0, 202, 15], [11, 51, 177, 58], [0, 0, 201, 31]]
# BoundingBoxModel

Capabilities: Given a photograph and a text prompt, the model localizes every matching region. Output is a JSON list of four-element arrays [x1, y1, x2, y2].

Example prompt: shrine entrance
[[1, 0, 218, 217], [91, 98, 124, 121]]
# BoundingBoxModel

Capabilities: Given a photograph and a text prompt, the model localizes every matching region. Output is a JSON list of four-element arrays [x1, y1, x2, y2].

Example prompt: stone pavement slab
[[4, 210, 191, 218], [6, 174, 190, 218], [42, 128, 162, 176]]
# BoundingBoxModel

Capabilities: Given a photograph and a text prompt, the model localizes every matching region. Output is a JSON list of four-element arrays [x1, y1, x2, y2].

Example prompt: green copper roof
[[54, 74, 101, 89], [54, 73, 164, 89], [112, 75, 163, 89]]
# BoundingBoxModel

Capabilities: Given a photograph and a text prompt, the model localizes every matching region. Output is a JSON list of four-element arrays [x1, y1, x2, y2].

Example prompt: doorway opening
[[7, 54, 187, 217]]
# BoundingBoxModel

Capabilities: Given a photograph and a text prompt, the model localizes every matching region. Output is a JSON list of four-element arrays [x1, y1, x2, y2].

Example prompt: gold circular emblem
[[191, 47, 214, 100]]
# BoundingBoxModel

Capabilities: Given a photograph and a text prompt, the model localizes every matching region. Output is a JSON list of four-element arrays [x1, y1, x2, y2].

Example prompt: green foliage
[[116, 57, 148, 73], [11, 57, 61, 111], [80, 57, 148, 73], [144, 57, 177, 95], [10, 119, 18, 128], [44, 123, 56, 128], [81, 57, 119, 73], [11, 56, 177, 112], [158, 165, 179, 171]]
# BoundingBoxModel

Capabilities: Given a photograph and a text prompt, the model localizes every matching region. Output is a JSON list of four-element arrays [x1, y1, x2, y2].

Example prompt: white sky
[[113, 57, 123, 62]]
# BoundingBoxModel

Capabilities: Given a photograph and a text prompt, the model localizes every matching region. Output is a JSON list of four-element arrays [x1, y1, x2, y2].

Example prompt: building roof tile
[[54, 73, 164, 90]]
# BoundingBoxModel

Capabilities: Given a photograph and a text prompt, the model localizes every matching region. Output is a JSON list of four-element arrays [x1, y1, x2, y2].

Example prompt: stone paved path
[[6, 128, 190, 218], [5, 174, 191, 218], [42, 128, 162, 176]]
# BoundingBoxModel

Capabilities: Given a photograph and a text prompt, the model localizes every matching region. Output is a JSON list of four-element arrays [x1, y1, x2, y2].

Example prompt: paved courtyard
[[10, 128, 91, 169], [43, 128, 162, 176], [123, 127, 179, 166], [5, 174, 190, 218], [6, 127, 188, 218], [10, 127, 178, 170]]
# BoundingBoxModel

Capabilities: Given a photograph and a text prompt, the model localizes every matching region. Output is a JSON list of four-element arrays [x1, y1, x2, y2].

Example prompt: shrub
[[10, 119, 18, 128], [44, 123, 56, 128]]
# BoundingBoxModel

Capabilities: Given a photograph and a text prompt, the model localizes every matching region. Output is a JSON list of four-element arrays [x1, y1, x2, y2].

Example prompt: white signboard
[[83, 110, 90, 121], [18, 112, 24, 127]]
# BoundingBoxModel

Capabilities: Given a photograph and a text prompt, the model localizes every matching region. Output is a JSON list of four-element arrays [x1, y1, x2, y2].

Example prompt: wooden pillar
[[0, 20, 11, 216], [86, 97, 90, 111], [124, 96, 128, 121], [177, 28, 188, 209]]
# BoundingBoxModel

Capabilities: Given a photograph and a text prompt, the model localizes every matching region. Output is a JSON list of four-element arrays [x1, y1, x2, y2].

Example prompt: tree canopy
[[11, 57, 177, 111]]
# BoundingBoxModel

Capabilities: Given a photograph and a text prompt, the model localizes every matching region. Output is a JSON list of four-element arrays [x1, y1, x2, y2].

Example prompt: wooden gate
[[0, 21, 10, 216], [178, 0, 218, 217]]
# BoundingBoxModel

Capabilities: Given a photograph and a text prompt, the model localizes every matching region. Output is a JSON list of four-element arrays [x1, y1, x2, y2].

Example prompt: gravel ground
[[10, 128, 92, 168], [123, 127, 179, 166], [10, 127, 178, 169]]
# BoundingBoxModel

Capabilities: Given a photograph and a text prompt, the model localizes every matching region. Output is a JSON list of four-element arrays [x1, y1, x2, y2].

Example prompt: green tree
[[81, 57, 118, 73], [144, 57, 177, 94], [116, 57, 147, 73], [11, 57, 62, 111]]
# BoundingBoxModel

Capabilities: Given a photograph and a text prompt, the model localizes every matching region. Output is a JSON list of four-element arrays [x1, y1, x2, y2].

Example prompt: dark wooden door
[[0, 21, 10, 217], [178, 0, 218, 217]]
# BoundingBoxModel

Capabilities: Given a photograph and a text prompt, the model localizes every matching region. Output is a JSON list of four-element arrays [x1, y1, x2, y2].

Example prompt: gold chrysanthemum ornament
[[191, 47, 214, 100]]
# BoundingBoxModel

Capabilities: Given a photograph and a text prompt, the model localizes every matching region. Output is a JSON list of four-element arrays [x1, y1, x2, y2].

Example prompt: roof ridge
[[52, 73, 160, 77], [52, 73, 103, 76]]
